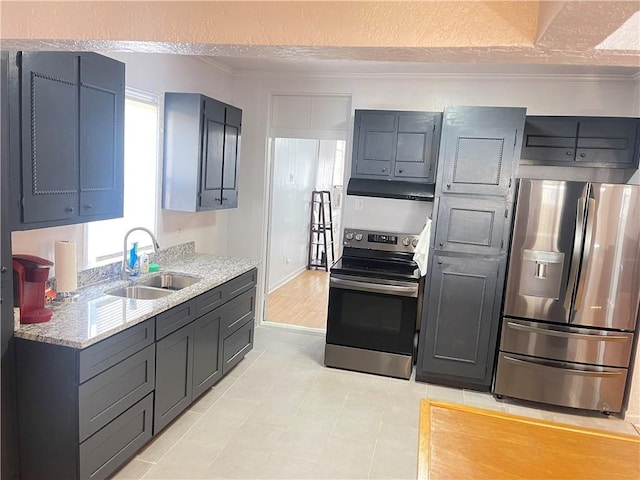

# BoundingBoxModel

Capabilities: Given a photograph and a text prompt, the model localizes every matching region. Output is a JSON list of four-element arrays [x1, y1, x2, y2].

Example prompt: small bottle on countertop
[[140, 252, 150, 274]]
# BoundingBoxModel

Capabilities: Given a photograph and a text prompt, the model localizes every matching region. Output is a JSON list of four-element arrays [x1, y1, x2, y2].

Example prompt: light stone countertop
[[14, 253, 260, 349]]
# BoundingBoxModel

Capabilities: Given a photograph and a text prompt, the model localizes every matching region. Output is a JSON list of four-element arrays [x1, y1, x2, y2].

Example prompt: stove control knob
[[355, 233, 363, 241], [345, 232, 354, 240], [402, 237, 410, 246], [412, 239, 419, 247]]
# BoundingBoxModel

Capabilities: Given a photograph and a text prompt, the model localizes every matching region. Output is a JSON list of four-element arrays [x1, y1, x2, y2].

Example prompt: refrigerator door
[[504, 180, 588, 323], [571, 183, 640, 331]]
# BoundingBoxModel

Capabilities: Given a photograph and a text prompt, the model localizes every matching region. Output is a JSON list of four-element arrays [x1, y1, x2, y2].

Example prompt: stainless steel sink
[[105, 286, 173, 300], [139, 273, 201, 290]]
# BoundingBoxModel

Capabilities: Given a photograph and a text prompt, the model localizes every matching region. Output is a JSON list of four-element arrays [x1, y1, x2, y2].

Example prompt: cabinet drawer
[[79, 319, 154, 383], [222, 287, 256, 338], [156, 299, 196, 340], [223, 320, 254, 374], [195, 285, 224, 317], [79, 344, 155, 442], [494, 353, 627, 413], [223, 268, 257, 301], [79, 393, 153, 480]]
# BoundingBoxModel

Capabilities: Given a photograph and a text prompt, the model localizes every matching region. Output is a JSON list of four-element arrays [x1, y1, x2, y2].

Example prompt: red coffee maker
[[13, 254, 54, 324]]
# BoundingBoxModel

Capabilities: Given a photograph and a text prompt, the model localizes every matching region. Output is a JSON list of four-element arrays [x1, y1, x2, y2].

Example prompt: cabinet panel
[[223, 267, 258, 301], [79, 319, 154, 383], [223, 320, 254, 374], [192, 307, 223, 399], [20, 52, 78, 223], [154, 323, 194, 433], [438, 106, 524, 196], [222, 287, 256, 338], [79, 393, 153, 480], [156, 299, 196, 340], [195, 285, 224, 317], [221, 123, 239, 208], [576, 118, 639, 166], [78, 344, 155, 442], [521, 117, 578, 163], [79, 53, 124, 218], [355, 111, 395, 177], [434, 196, 507, 255], [420, 255, 500, 382]]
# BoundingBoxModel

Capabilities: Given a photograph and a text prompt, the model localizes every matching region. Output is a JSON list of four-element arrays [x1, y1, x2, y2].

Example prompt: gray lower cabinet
[[15, 267, 258, 479], [417, 255, 504, 386]]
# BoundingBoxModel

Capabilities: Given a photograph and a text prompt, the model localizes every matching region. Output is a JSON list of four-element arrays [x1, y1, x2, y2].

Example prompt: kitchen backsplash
[[49, 241, 196, 290]]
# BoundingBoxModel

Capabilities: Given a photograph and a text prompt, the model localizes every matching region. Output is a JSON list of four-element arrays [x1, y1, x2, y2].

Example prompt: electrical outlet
[[355, 198, 365, 211]]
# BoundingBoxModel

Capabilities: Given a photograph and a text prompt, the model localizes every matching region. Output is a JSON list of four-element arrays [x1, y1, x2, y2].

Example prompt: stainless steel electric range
[[324, 228, 422, 379]]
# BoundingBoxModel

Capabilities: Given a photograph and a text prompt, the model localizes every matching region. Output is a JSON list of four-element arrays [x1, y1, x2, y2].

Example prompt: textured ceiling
[[1, 1, 639, 75]]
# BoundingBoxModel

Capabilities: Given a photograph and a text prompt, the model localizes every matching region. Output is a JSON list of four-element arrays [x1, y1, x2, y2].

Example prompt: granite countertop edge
[[14, 253, 260, 349]]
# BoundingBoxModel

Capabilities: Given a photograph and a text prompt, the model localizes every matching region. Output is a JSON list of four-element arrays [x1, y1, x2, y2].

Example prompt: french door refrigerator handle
[[563, 193, 588, 317], [506, 321, 629, 341], [502, 355, 622, 377], [574, 196, 596, 312]]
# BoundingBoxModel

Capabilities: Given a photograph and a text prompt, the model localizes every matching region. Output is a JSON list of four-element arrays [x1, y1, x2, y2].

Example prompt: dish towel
[[413, 219, 432, 276]]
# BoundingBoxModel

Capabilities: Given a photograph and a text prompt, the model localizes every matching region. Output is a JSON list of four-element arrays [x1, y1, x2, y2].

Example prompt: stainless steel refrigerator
[[494, 179, 640, 413]]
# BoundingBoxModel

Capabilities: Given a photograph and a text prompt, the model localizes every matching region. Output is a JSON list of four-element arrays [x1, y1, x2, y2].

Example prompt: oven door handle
[[330, 277, 419, 298]]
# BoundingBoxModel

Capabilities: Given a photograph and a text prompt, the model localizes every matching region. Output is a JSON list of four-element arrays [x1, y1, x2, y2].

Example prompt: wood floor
[[266, 269, 329, 329]]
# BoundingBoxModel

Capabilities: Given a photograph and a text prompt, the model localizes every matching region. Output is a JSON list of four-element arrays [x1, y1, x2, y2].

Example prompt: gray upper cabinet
[[521, 116, 640, 168], [163, 92, 242, 212], [438, 106, 525, 197], [10, 51, 125, 230], [352, 110, 441, 183]]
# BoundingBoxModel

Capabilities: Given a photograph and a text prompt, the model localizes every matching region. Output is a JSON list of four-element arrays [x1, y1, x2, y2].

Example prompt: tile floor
[[114, 325, 639, 480]]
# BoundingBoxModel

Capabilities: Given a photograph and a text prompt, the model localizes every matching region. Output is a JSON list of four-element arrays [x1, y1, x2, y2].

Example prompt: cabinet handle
[[437, 260, 442, 265], [439, 242, 443, 247], [446, 183, 451, 189], [382, 168, 387, 172], [214, 197, 221, 202], [399, 169, 404, 174], [579, 152, 586, 158], [1, 266, 7, 274], [64, 206, 74, 214], [566, 151, 573, 155], [84, 204, 93, 210]]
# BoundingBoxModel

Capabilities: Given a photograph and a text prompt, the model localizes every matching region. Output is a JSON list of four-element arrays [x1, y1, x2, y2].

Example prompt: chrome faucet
[[122, 227, 160, 278]]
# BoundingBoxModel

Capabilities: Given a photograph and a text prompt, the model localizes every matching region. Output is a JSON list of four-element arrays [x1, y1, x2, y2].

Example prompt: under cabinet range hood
[[346, 178, 435, 201]]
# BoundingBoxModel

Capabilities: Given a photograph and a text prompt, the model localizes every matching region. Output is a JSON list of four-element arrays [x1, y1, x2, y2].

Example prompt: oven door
[[326, 274, 418, 356]]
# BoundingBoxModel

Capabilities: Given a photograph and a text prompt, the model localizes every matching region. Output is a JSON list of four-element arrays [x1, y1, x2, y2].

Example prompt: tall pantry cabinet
[[416, 106, 526, 391]]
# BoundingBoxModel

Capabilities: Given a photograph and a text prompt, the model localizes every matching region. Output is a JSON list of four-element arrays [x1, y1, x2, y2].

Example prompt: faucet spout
[[123, 227, 160, 278]]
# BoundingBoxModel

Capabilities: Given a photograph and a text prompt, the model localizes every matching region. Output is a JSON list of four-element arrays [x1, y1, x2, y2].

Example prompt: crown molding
[[234, 70, 639, 84], [195, 56, 235, 75]]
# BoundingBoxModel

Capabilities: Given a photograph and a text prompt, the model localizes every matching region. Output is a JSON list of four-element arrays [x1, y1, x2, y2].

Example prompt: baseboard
[[268, 266, 308, 293]]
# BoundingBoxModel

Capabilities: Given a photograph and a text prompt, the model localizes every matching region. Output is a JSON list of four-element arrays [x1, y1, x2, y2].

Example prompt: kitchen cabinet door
[[576, 118, 639, 167], [78, 53, 124, 219], [192, 307, 223, 399], [221, 105, 241, 208], [418, 255, 503, 388], [199, 97, 226, 209], [394, 112, 440, 182], [520, 116, 578, 163], [438, 106, 525, 197], [434, 196, 509, 256], [154, 323, 194, 434], [354, 111, 395, 178], [19, 52, 79, 224]]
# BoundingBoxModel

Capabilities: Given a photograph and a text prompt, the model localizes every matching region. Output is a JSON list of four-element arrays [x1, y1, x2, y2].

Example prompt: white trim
[[125, 87, 159, 105], [259, 320, 326, 336], [236, 71, 639, 84], [195, 56, 235, 75]]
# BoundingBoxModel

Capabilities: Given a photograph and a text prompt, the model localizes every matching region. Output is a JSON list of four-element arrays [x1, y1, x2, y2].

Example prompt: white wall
[[229, 70, 640, 420], [12, 53, 234, 269], [268, 138, 318, 291]]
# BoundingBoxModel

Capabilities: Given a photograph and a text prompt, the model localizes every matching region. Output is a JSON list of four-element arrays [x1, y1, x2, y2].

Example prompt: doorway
[[265, 137, 345, 330]]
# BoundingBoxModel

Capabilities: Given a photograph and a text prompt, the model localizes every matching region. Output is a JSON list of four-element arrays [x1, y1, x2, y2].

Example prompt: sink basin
[[139, 273, 201, 290], [106, 286, 173, 300]]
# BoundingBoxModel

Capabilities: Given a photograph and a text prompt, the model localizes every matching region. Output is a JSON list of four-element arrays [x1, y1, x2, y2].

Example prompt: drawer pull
[[502, 356, 622, 377], [506, 321, 628, 341]]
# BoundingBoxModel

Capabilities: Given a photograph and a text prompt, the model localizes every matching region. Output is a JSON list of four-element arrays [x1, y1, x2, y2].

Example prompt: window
[[85, 92, 159, 266]]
